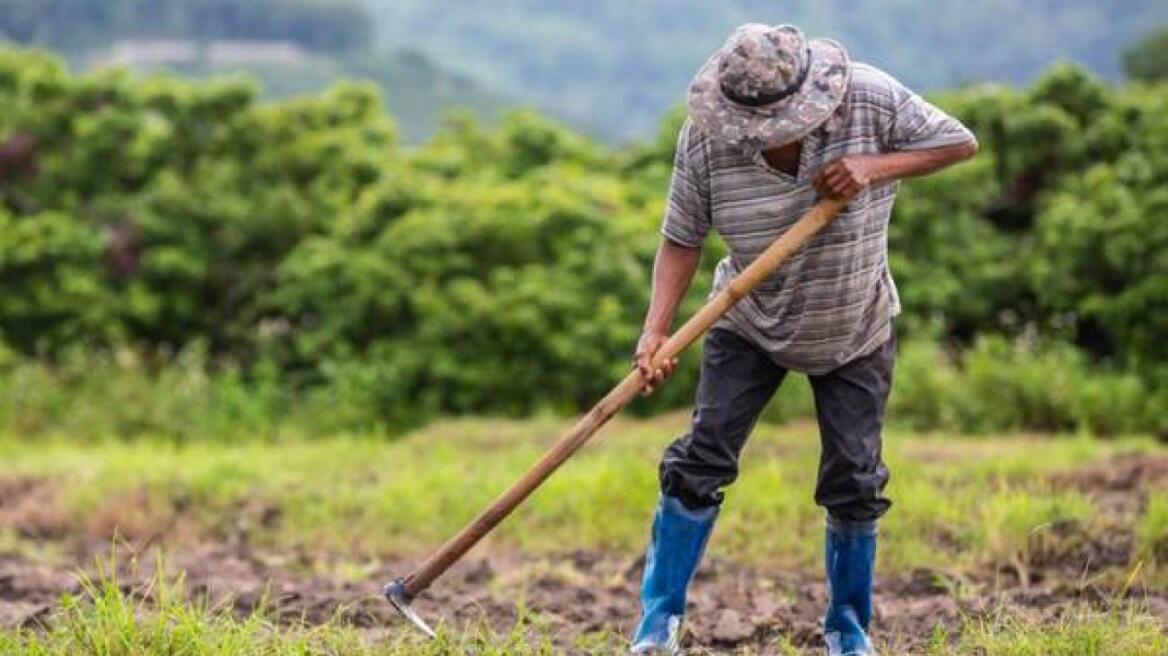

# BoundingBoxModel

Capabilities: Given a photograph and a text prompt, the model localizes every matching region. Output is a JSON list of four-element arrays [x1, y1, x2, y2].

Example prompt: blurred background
[[5, 1, 1168, 141], [1, 3, 1168, 653], [1, 0, 1166, 438]]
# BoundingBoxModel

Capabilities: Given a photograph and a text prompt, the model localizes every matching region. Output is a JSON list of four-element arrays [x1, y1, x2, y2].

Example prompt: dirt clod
[[710, 608, 756, 644]]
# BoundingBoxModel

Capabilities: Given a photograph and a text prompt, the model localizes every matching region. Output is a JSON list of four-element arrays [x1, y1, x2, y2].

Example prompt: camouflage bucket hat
[[688, 23, 850, 149]]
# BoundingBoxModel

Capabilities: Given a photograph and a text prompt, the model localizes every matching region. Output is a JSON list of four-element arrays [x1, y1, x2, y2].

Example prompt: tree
[[2, 45, 1166, 431], [1123, 25, 1168, 82]]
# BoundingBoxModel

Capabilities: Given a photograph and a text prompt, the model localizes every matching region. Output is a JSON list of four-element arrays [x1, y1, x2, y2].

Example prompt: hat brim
[[687, 38, 850, 149]]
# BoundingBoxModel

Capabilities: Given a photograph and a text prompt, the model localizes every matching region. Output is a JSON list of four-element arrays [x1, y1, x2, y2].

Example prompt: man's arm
[[634, 238, 702, 394], [811, 140, 978, 200], [815, 70, 979, 199]]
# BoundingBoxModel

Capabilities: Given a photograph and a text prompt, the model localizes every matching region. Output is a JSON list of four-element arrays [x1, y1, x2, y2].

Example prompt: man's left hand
[[812, 155, 883, 200]]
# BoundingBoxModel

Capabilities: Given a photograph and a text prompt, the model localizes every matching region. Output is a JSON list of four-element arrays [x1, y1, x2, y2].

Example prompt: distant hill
[[96, 43, 511, 144], [363, 0, 1168, 140], [0, 0, 513, 144], [7, 1, 1167, 142], [0, 0, 372, 53]]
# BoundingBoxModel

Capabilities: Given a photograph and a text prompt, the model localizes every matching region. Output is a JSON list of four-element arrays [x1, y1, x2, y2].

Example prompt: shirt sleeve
[[660, 119, 712, 247], [881, 73, 977, 152]]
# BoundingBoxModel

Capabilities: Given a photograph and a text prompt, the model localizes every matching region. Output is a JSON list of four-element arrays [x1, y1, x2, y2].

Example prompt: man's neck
[[761, 141, 802, 177]]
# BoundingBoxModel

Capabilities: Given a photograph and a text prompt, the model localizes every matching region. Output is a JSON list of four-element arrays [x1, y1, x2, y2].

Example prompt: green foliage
[[891, 336, 1157, 436], [1124, 26, 1168, 82], [0, 47, 1165, 435], [0, 208, 114, 349], [1031, 134, 1168, 370], [0, 347, 298, 443], [1, 335, 1158, 441], [891, 67, 1168, 375], [0, 47, 394, 356]]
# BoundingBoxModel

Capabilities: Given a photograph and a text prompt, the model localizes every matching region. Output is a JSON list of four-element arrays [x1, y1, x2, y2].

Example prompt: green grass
[[940, 608, 1168, 655], [1, 567, 1163, 655], [1138, 494, 1168, 564], [0, 416, 1153, 574], [1, 416, 1166, 654]]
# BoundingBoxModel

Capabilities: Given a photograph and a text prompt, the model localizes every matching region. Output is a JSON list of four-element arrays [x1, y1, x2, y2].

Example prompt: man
[[629, 24, 977, 656]]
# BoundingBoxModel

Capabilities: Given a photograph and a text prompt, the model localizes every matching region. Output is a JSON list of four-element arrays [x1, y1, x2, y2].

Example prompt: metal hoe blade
[[382, 579, 437, 639]]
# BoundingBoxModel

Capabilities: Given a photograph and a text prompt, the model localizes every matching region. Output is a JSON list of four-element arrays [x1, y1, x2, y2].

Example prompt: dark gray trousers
[[659, 327, 895, 522]]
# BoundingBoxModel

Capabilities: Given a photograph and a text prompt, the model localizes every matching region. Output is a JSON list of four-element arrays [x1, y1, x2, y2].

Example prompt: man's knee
[[811, 335, 896, 522], [657, 329, 783, 510]]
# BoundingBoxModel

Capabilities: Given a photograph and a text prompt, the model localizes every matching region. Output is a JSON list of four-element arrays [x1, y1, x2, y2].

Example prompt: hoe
[[384, 197, 850, 638]]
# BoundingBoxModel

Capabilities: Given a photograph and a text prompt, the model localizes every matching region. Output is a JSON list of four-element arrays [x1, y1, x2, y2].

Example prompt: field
[[2, 4, 1167, 655], [1, 415, 1166, 655]]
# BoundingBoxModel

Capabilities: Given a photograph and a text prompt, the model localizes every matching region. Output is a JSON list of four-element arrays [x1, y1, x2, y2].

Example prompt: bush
[[0, 346, 297, 442], [3, 333, 1158, 441], [891, 336, 1155, 435], [0, 48, 1165, 434]]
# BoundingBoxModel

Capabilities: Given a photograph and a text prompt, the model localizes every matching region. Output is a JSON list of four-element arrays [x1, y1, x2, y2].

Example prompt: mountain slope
[[161, 49, 511, 144], [363, 0, 1168, 140]]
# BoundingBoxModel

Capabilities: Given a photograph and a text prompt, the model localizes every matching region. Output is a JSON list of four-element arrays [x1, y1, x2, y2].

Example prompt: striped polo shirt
[[662, 62, 976, 374]]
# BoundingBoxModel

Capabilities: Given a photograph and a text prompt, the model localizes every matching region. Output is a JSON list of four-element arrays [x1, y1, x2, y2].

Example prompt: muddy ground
[[2, 454, 1168, 654]]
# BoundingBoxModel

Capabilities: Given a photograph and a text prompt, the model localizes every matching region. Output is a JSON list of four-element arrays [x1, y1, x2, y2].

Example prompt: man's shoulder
[[846, 62, 907, 106], [679, 117, 739, 165], [680, 117, 714, 150]]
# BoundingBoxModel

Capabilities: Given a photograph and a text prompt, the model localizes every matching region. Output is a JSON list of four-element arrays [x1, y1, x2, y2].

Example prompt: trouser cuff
[[826, 515, 879, 537], [662, 494, 720, 522]]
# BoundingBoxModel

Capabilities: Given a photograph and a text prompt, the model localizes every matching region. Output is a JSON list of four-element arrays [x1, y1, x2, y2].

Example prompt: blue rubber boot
[[630, 495, 719, 655], [823, 516, 878, 656]]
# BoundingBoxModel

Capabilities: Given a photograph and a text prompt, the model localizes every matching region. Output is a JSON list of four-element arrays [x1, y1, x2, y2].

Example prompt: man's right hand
[[634, 330, 678, 396]]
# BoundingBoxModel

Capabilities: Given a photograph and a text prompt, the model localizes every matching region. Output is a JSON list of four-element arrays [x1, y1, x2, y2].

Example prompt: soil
[[2, 544, 1165, 654], [1053, 451, 1168, 516], [2, 454, 1167, 654]]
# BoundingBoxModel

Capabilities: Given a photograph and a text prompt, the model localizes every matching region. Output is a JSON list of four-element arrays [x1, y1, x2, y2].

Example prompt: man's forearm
[[643, 238, 702, 335], [870, 140, 978, 184], [813, 140, 978, 199]]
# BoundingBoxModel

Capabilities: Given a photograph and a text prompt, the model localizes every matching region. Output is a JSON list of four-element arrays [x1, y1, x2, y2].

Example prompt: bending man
[[630, 23, 978, 656]]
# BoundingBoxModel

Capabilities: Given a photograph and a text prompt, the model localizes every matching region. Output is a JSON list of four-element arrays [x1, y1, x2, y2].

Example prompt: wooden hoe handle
[[399, 197, 850, 599]]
